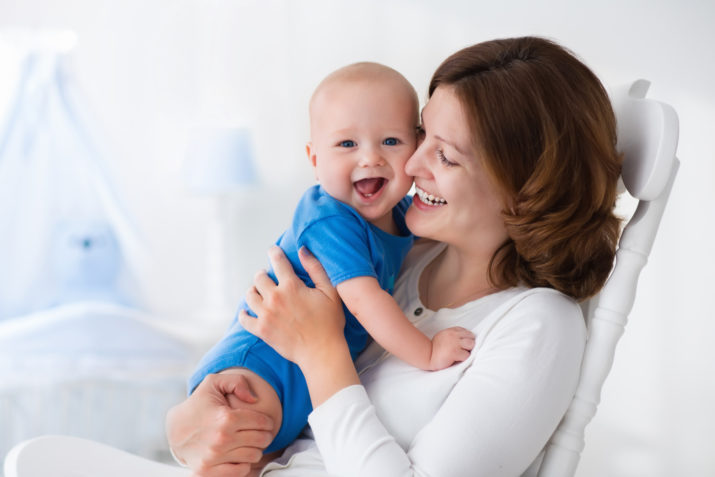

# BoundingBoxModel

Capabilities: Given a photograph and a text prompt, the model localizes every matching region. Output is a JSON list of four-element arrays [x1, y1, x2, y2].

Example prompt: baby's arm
[[337, 276, 474, 371]]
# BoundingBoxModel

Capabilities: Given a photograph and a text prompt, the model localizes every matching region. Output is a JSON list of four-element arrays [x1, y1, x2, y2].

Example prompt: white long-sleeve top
[[261, 240, 586, 477]]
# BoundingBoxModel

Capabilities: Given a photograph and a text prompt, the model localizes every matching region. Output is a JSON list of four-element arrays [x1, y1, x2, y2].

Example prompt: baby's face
[[308, 77, 417, 230]]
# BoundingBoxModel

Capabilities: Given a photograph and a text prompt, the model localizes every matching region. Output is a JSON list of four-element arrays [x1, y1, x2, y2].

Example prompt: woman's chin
[[405, 206, 437, 239]]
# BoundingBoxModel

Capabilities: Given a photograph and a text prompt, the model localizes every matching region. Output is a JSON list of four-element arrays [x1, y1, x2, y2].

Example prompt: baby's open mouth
[[354, 177, 386, 198]]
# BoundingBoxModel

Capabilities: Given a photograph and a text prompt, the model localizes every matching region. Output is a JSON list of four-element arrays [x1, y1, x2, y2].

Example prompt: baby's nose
[[359, 148, 385, 166]]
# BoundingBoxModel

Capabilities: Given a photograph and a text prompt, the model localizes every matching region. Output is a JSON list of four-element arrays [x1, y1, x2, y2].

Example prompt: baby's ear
[[306, 142, 319, 180]]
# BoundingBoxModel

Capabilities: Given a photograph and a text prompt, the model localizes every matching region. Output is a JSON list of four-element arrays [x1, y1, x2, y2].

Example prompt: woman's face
[[404, 85, 508, 253]]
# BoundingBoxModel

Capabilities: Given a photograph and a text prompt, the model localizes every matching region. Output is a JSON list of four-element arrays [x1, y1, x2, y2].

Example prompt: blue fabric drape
[[0, 37, 141, 319]]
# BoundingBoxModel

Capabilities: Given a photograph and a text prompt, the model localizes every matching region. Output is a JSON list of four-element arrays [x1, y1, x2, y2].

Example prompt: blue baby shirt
[[187, 185, 414, 452]]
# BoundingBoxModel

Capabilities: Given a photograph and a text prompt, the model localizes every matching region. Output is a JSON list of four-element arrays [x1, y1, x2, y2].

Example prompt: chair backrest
[[536, 79, 680, 477]]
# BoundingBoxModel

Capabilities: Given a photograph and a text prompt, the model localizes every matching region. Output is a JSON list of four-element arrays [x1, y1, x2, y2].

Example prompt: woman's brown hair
[[429, 37, 622, 301]]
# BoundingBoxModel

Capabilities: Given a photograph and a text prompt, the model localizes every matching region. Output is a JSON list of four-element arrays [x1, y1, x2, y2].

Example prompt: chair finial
[[628, 79, 651, 99]]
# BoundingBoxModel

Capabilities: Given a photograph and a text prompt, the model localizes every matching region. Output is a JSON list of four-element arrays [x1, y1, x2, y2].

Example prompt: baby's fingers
[[453, 348, 471, 363], [453, 326, 475, 338], [461, 335, 476, 351]]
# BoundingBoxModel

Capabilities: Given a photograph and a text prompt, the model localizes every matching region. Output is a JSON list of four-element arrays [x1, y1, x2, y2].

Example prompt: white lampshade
[[183, 126, 257, 194]]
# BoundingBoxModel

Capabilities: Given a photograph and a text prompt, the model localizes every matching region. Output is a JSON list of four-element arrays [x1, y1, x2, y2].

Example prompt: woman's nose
[[405, 143, 427, 177]]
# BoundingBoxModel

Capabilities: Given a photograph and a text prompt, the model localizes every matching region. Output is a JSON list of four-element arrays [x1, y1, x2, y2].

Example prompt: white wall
[[1, 0, 713, 475]]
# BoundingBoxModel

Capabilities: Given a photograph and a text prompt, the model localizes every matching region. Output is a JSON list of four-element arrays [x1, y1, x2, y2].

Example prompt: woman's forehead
[[422, 87, 473, 154]]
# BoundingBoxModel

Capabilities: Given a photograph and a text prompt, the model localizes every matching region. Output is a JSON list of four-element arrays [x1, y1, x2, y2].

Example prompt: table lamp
[[183, 126, 257, 329]]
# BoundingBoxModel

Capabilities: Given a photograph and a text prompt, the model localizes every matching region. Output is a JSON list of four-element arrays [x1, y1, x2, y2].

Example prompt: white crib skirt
[[0, 302, 195, 471]]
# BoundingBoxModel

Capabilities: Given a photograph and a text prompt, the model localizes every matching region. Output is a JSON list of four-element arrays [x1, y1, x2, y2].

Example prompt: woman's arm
[[242, 249, 585, 477], [337, 277, 474, 370], [308, 292, 586, 477]]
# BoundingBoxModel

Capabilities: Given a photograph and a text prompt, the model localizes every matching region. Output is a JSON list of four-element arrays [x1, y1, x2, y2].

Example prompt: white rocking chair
[[3, 79, 680, 477], [536, 79, 679, 476]]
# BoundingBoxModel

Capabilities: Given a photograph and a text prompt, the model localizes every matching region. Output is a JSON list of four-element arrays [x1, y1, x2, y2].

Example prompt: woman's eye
[[437, 149, 457, 167], [339, 140, 356, 147], [383, 137, 399, 146]]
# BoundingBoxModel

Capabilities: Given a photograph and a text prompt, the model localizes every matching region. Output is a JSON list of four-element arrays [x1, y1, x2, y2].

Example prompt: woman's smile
[[414, 185, 447, 207]]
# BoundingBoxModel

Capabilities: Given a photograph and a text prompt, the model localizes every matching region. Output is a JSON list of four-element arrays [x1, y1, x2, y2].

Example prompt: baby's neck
[[369, 213, 399, 235]]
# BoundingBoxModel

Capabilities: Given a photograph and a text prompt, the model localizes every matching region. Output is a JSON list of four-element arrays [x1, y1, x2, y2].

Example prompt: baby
[[188, 62, 475, 453]]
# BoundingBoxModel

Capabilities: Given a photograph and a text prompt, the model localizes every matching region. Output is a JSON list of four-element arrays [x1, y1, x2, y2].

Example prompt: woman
[[166, 36, 622, 476]]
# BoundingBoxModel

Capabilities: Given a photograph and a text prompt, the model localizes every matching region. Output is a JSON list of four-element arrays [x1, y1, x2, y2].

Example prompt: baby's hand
[[428, 326, 476, 371]]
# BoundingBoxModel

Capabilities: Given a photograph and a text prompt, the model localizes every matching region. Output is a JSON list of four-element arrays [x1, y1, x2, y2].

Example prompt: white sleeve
[[307, 293, 586, 477]]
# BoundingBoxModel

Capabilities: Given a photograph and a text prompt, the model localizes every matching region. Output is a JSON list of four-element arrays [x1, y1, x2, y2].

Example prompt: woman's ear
[[306, 142, 319, 181]]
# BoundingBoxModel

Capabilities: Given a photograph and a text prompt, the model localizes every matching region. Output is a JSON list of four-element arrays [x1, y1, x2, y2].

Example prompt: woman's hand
[[165, 372, 276, 477], [239, 246, 360, 407], [239, 246, 345, 367]]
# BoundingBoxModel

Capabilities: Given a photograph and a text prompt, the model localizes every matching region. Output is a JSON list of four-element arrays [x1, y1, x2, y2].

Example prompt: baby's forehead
[[310, 63, 417, 108], [309, 83, 417, 129], [315, 76, 411, 103], [322, 62, 403, 85]]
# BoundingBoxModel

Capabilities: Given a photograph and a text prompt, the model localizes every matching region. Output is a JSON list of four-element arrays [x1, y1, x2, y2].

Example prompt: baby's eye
[[338, 140, 356, 148], [383, 137, 399, 146]]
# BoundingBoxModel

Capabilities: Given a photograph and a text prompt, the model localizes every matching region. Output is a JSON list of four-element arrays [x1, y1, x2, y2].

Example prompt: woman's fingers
[[298, 246, 336, 298], [168, 371, 278, 477], [242, 245, 345, 365], [253, 268, 277, 295], [215, 373, 258, 405], [245, 285, 263, 315], [239, 309, 264, 340], [267, 245, 298, 286], [209, 438, 265, 465], [238, 309, 279, 352], [198, 443, 262, 470], [226, 405, 276, 433], [231, 428, 274, 450]]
